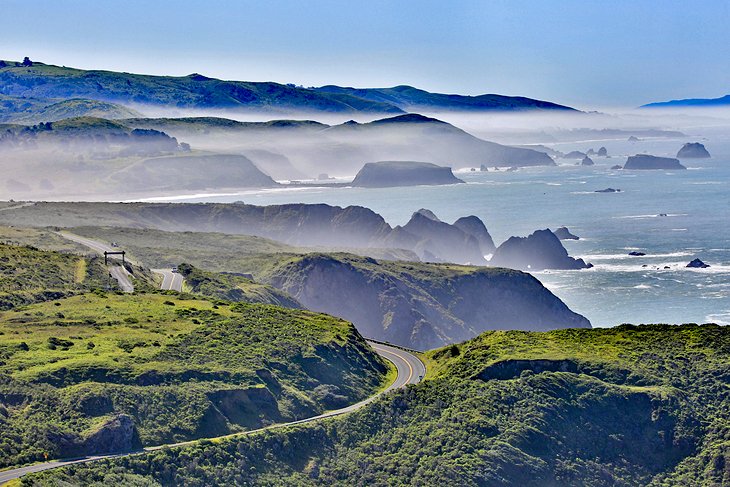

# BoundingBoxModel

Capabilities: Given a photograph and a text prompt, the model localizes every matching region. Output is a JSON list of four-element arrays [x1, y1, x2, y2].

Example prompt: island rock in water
[[490, 229, 592, 271], [677, 143, 711, 159], [623, 154, 687, 170], [351, 160, 464, 188], [553, 226, 579, 240]]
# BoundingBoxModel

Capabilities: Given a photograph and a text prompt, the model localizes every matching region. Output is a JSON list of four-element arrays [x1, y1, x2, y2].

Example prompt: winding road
[[152, 268, 184, 292], [56, 232, 182, 293], [57, 232, 135, 292], [0, 341, 425, 484]]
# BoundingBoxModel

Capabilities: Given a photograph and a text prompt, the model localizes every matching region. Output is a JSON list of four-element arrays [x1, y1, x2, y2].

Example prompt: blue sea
[[142, 134, 730, 328]]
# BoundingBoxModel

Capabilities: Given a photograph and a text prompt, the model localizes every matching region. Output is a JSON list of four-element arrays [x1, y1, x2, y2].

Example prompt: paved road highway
[[152, 268, 184, 292], [57, 232, 135, 292], [0, 341, 425, 484]]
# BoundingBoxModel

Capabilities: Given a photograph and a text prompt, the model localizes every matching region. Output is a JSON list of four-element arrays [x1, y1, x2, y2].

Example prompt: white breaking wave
[[612, 213, 687, 219]]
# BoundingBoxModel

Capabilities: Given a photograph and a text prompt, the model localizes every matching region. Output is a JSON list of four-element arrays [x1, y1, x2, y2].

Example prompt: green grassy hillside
[[0, 243, 117, 309], [0, 95, 141, 123], [0, 61, 402, 114], [177, 263, 302, 309], [27, 324, 729, 486], [0, 292, 388, 469]]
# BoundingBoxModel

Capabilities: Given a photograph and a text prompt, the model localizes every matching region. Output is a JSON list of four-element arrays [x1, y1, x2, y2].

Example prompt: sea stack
[[490, 229, 592, 271], [553, 227, 580, 240], [351, 161, 464, 188], [687, 258, 710, 268], [677, 143, 711, 159], [623, 155, 687, 170]]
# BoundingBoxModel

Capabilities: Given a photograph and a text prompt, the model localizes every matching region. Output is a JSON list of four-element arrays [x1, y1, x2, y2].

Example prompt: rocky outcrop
[[392, 211, 486, 264], [563, 151, 586, 159], [623, 155, 687, 170], [581, 156, 595, 166], [687, 258, 710, 268], [264, 253, 590, 349], [489, 229, 592, 271], [677, 143, 710, 159], [351, 161, 464, 188], [414, 208, 441, 221], [597, 147, 608, 156], [610, 165, 622, 170], [453, 215, 496, 255], [595, 187, 621, 193], [82, 414, 141, 454], [553, 226, 579, 240]]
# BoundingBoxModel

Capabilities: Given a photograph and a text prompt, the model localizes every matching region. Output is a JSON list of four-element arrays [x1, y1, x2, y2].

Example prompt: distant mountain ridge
[[0, 59, 575, 115], [641, 94, 730, 108], [313, 84, 577, 112]]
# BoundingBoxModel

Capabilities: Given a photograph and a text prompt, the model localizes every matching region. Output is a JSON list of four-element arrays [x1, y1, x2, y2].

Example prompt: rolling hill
[[313, 84, 576, 112], [641, 94, 730, 108], [1, 59, 574, 116], [28, 323, 730, 486]]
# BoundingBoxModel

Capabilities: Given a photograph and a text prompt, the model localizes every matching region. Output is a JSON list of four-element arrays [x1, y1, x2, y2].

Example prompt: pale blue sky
[[2, 0, 729, 108]]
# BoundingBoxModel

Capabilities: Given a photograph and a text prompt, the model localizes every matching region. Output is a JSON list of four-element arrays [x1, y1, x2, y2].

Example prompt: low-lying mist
[[1, 105, 728, 201]]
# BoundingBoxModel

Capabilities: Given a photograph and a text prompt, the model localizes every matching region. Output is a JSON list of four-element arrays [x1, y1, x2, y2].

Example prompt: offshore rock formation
[[553, 226, 579, 240], [676, 143, 710, 159], [490, 229, 592, 271], [624, 155, 686, 170], [351, 161, 464, 187]]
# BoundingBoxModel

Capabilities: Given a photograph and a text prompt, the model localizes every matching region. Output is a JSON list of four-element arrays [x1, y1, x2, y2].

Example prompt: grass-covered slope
[[177, 263, 302, 309], [0, 61, 402, 114], [0, 243, 117, 309], [29, 324, 729, 486], [0, 95, 142, 123], [0, 292, 388, 469]]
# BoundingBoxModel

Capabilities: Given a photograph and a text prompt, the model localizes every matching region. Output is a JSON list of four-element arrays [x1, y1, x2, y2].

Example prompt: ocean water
[[142, 135, 730, 328]]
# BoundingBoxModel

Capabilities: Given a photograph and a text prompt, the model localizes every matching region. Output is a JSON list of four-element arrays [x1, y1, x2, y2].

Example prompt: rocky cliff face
[[490, 229, 592, 271], [351, 161, 464, 188], [263, 253, 591, 350], [392, 211, 487, 264], [453, 215, 496, 255], [82, 414, 142, 455]]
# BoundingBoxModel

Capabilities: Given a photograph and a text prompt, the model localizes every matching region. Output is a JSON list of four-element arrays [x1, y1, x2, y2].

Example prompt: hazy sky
[[2, 0, 729, 108]]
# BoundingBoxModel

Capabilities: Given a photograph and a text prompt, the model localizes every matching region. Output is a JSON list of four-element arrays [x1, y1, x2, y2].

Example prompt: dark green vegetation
[[313, 84, 576, 112], [0, 243, 117, 309], [0, 291, 388, 469], [257, 253, 590, 349], [28, 324, 730, 486]]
